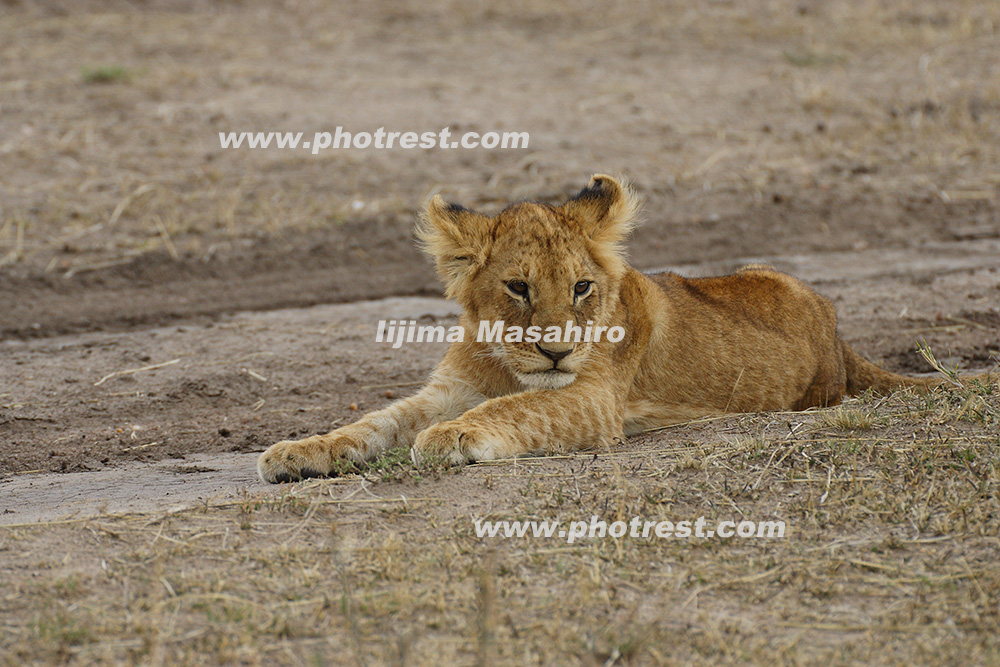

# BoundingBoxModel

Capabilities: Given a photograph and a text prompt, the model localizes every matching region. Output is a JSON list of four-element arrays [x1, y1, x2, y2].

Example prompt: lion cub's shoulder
[[732, 263, 805, 289], [646, 263, 831, 321], [732, 263, 826, 299]]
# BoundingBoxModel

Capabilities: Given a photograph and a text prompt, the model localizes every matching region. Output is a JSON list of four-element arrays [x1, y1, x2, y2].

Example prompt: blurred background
[[2, 0, 998, 337]]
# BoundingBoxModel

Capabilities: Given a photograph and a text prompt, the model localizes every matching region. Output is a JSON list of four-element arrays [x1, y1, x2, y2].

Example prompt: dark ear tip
[[427, 194, 471, 217], [575, 174, 621, 202], [588, 174, 621, 190]]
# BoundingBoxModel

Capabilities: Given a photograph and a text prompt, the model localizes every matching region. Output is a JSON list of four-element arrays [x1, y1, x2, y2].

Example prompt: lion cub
[[258, 175, 985, 482]]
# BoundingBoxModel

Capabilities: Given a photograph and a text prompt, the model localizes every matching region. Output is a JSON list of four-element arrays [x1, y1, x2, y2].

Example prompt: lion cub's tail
[[841, 341, 995, 396]]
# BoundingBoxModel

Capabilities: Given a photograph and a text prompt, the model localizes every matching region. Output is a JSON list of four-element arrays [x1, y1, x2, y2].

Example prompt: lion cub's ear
[[564, 174, 639, 244], [417, 195, 492, 299], [563, 174, 640, 272]]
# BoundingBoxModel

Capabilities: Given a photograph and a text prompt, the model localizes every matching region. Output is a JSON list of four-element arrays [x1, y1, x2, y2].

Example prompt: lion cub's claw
[[257, 440, 320, 483], [257, 435, 359, 483], [411, 421, 506, 466], [411, 422, 472, 466]]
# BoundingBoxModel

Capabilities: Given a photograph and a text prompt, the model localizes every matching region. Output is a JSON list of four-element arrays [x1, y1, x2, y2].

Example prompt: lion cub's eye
[[506, 280, 529, 297], [574, 280, 593, 296]]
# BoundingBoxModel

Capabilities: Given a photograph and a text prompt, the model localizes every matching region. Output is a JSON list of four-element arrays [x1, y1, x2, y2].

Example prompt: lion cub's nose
[[536, 344, 572, 363]]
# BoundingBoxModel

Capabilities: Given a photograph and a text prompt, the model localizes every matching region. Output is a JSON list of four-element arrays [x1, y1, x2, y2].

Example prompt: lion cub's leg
[[258, 376, 484, 483], [412, 382, 623, 464]]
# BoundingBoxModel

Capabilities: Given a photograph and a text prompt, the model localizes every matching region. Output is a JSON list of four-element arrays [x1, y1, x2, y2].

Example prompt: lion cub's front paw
[[411, 421, 506, 466], [257, 434, 360, 483]]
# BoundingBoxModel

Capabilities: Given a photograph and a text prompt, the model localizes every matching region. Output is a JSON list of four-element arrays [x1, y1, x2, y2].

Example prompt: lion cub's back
[[649, 264, 836, 331], [639, 264, 846, 413]]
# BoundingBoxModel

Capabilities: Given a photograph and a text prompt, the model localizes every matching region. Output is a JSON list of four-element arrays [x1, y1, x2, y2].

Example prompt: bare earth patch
[[1, 0, 999, 664]]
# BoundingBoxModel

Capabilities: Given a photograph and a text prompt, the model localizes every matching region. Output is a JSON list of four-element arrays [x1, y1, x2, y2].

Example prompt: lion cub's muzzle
[[536, 343, 574, 370]]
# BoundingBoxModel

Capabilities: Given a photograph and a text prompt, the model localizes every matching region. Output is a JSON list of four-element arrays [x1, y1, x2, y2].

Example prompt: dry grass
[[2, 383, 998, 666]]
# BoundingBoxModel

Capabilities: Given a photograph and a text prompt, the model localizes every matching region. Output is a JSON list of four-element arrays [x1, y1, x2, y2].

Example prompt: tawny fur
[[258, 174, 993, 483]]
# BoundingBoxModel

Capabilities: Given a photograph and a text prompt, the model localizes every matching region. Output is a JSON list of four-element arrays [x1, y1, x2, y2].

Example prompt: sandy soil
[[3, 0, 999, 485], [2, 247, 999, 519], [2, 1, 1000, 663], [2, 0, 1000, 499]]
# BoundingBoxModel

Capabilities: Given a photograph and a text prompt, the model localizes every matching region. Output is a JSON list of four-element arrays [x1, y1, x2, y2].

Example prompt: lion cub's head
[[417, 174, 639, 390]]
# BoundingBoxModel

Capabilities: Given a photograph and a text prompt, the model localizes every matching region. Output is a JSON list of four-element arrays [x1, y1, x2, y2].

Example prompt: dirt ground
[[1, 0, 1000, 664]]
